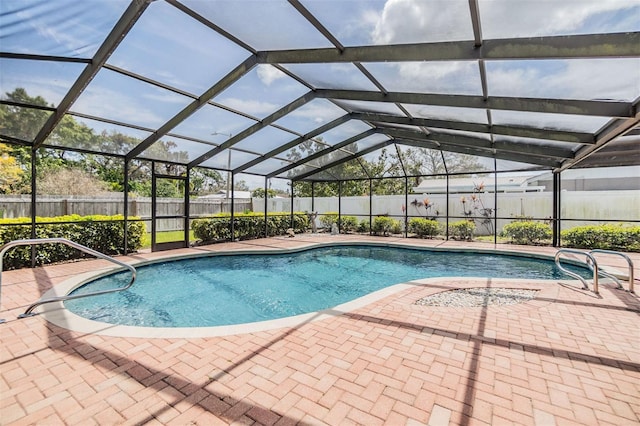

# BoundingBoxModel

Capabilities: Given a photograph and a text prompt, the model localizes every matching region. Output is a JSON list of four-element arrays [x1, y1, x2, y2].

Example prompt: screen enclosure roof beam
[[258, 32, 640, 64]]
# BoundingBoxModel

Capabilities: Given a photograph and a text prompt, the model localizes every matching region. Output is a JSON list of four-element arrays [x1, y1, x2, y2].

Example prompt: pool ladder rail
[[0, 238, 136, 323], [555, 248, 635, 295]]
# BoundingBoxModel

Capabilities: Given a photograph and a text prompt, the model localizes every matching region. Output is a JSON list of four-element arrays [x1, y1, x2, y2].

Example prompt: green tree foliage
[[0, 143, 23, 193], [289, 143, 483, 197], [2, 88, 484, 199], [0, 88, 223, 197], [252, 188, 278, 198]]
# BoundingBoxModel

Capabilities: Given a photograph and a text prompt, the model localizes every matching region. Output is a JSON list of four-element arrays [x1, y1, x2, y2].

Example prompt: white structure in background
[[412, 175, 544, 193], [198, 190, 252, 199], [412, 166, 640, 193]]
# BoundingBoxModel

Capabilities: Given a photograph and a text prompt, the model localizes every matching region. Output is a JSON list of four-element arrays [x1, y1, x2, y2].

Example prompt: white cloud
[[142, 91, 190, 105], [290, 101, 344, 124], [257, 65, 287, 86], [479, 0, 639, 38], [487, 59, 640, 101], [368, 61, 482, 95], [15, 2, 108, 57], [363, 0, 638, 44], [0, 73, 74, 106], [72, 86, 164, 127], [219, 97, 278, 116], [369, 0, 471, 44]]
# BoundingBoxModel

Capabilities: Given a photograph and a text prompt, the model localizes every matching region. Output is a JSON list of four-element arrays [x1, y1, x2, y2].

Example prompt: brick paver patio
[[1, 236, 639, 425]]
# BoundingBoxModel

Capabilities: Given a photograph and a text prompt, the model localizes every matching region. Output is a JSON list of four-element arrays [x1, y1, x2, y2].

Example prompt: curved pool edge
[[39, 279, 420, 338], [37, 241, 579, 338]]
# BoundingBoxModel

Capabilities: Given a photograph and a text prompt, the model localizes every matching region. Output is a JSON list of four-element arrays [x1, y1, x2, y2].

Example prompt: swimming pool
[[64, 245, 588, 328]]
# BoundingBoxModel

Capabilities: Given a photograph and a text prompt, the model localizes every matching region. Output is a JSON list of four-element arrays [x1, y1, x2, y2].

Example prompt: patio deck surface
[[1, 235, 639, 425]]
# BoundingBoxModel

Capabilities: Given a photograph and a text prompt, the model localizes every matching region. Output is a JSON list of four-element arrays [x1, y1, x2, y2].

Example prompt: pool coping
[[38, 240, 582, 338]]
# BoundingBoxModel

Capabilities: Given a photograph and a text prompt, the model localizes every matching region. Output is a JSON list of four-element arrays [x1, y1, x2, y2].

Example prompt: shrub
[[562, 224, 640, 252], [319, 212, 338, 229], [372, 216, 400, 236], [357, 220, 370, 233], [391, 220, 403, 235], [339, 216, 358, 233], [502, 221, 552, 245], [192, 212, 310, 242], [0, 215, 145, 269], [448, 220, 475, 241], [408, 218, 441, 239]]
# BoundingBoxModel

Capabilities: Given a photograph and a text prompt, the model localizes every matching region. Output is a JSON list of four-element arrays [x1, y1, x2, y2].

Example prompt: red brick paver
[[1, 236, 639, 425]]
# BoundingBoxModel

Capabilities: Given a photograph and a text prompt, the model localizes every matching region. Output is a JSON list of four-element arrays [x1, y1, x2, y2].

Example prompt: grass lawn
[[141, 230, 196, 248]]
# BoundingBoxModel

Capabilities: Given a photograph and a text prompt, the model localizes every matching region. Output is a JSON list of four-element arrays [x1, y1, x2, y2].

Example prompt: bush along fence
[[562, 224, 640, 252], [0, 215, 145, 269], [501, 220, 553, 245], [191, 212, 310, 243]]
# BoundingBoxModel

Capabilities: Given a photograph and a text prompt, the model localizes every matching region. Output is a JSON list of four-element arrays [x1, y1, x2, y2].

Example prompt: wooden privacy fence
[[0, 196, 253, 232]]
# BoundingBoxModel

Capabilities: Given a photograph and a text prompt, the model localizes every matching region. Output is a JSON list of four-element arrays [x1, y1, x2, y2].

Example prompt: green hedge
[[192, 212, 310, 242], [313, 212, 360, 233], [0, 215, 145, 269], [408, 218, 441, 239], [562, 224, 640, 252], [372, 216, 402, 236], [319, 212, 338, 229], [357, 220, 370, 233], [502, 221, 552, 245], [448, 220, 475, 241], [339, 216, 358, 233]]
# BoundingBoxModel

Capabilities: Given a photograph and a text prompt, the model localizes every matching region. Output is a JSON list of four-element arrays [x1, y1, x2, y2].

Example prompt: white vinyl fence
[[1, 190, 638, 235]]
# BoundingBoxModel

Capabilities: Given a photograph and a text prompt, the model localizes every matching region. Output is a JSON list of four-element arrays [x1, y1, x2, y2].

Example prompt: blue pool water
[[66, 245, 588, 328]]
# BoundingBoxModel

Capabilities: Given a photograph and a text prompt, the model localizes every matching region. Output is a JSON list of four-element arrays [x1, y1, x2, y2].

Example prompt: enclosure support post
[[369, 179, 373, 236], [445, 174, 450, 241], [123, 160, 129, 254], [230, 173, 235, 241], [494, 159, 498, 245], [264, 177, 268, 238], [151, 161, 156, 250], [290, 181, 294, 229], [404, 176, 409, 238], [30, 148, 37, 268], [311, 181, 315, 213], [338, 181, 342, 233], [553, 171, 561, 247], [184, 167, 190, 248]]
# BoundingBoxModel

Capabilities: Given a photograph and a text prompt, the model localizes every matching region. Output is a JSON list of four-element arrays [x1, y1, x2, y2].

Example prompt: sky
[[1, 0, 639, 190]]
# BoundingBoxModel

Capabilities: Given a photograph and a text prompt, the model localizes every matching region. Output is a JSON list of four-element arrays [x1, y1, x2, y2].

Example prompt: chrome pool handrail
[[0, 238, 136, 322], [555, 248, 599, 294], [589, 249, 635, 294]]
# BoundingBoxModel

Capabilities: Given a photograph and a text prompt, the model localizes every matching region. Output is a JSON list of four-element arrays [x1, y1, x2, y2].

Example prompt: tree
[[37, 168, 108, 196], [0, 88, 221, 197], [252, 188, 277, 198], [233, 180, 249, 191], [0, 88, 51, 142], [190, 167, 224, 196], [0, 143, 23, 193], [399, 147, 483, 180]]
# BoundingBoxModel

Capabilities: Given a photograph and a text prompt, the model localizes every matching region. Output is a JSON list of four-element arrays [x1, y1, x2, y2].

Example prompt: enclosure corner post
[[494, 159, 498, 245], [445, 174, 450, 241], [123, 159, 129, 254], [30, 148, 37, 268], [231, 173, 235, 241], [552, 171, 561, 247], [404, 176, 408, 238], [290, 180, 294, 230], [151, 161, 157, 250], [184, 166, 190, 248], [338, 181, 342, 234], [369, 179, 373, 236], [264, 177, 268, 238]]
